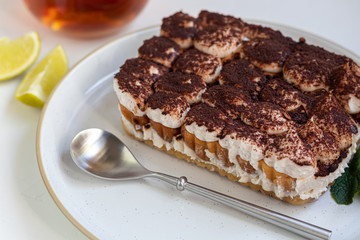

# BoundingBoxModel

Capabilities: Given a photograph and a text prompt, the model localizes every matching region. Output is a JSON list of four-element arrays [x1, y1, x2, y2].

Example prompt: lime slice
[[0, 32, 40, 81], [15, 45, 68, 108]]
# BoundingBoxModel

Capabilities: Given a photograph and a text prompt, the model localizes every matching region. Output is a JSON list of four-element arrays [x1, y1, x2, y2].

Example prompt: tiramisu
[[113, 10, 360, 204]]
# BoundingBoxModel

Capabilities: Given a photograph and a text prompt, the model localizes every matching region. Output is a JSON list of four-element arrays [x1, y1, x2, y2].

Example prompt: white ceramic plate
[[37, 22, 360, 240]]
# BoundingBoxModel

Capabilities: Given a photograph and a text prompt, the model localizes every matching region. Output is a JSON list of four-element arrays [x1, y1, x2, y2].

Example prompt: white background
[[0, 0, 359, 239]]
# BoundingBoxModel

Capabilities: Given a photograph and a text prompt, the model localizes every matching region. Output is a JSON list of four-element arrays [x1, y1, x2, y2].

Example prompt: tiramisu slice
[[262, 127, 317, 200], [114, 10, 360, 204]]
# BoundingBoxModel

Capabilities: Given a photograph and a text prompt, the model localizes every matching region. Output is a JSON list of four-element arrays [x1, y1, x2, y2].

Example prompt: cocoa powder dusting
[[138, 36, 181, 67], [120, 58, 169, 84], [184, 103, 229, 133], [154, 72, 206, 102], [197, 10, 245, 30], [202, 85, 252, 119], [241, 35, 295, 65], [219, 59, 265, 95], [174, 48, 221, 76], [147, 92, 189, 117], [113, 10, 360, 183], [161, 11, 198, 40]]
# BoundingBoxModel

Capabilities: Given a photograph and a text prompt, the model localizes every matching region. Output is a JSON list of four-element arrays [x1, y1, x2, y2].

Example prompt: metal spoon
[[70, 128, 331, 240]]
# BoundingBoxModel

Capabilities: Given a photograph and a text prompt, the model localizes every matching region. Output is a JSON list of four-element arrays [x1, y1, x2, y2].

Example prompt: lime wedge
[[0, 32, 40, 81], [15, 45, 68, 108]]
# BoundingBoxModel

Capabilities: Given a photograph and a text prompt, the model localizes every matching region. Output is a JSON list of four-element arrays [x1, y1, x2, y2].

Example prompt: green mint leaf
[[331, 148, 360, 205]]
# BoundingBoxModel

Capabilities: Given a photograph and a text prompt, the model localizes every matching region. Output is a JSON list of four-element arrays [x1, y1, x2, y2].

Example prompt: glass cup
[[23, 0, 148, 38]]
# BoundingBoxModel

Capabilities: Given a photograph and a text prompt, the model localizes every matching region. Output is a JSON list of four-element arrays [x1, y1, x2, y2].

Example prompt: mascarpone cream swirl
[[146, 92, 190, 128], [154, 71, 206, 104], [202, 85, 252, 119], [113, 71, 153, 116], [183, 103, 229, 142], [120, 57, 169, 84], [332, 60, 360, 114], [239, 35, 295, 73], [311, 92, 358, 150], [160, 11, 198, 49], [240, 102, 292, 135], [260, 78, 310, 124], [138, 36, 181, 68], [197, 10, 245, 31], [283, 42, 348, 92], [174, 48, 222, 83], [194, 25, 243, 58], [243, 23, 283, 39], [220, 120, 269, 165], [299, 117, 341, 176], [264, 127, 317, 178], [218, 59, 265, 97]]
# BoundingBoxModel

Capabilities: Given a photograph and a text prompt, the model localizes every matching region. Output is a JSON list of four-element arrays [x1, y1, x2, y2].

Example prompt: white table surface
[[1, 0, 359, 239]]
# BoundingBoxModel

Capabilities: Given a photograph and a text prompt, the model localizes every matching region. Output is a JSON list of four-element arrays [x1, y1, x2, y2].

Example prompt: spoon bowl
[[70, 128, 331, 240], [71, 128, 151, 180]]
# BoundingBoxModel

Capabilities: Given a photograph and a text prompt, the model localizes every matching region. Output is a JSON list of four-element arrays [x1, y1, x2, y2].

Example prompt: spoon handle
[[151, 173, 331, 240]]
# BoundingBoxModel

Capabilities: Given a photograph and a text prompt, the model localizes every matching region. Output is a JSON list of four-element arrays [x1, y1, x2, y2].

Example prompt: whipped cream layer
[[194, 26, 242, 58], [184, 122, 219, 142], [113, 76, 151, 117], [146, 108, 188, 129], [146, 92, 190, 128], [121, 115, 360, 201], [219, 128, 266, 167]]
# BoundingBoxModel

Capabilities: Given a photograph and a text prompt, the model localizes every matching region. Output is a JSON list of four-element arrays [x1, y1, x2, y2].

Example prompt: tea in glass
[[24, 0, 148, 37]]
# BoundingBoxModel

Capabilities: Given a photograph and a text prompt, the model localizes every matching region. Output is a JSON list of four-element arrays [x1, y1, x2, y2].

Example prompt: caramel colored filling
[[236, 156, 256, 174], [215, 142, 234, 167], [150, 119, 180, 142], [258, 160, 295, 191], [181, 126, 217, 161], [120, 103, 149, 128], [216, 144, 256, 172]]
